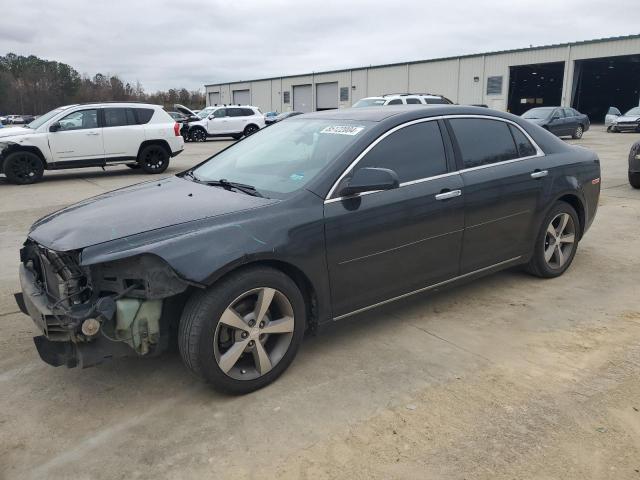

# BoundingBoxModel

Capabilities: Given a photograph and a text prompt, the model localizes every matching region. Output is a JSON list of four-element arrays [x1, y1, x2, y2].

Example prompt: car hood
[[28, 175, 278, 252], [174, 104, 198, 117], [0, 127, 32, 139]]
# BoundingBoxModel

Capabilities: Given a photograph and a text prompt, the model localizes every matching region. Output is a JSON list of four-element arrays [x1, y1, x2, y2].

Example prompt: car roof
[[73, 102, 161, 108], [300, 104, 506, 122]]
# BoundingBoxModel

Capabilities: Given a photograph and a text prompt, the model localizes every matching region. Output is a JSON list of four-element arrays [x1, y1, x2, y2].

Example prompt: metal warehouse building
[[205, 34, 640, 122]]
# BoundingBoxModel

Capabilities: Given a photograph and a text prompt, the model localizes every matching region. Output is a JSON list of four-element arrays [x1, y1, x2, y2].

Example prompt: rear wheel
[[525, 201, 580, 278], [572, 124, 584, 139], [243, 124, 259, 137], [629, 171, 640, 189], [3, 151, 44, 184], [138, 144, 169, 174], [178, 266, 306, 394]]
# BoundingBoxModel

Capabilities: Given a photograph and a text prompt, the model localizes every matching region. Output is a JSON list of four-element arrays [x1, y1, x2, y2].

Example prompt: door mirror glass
[[339, 167, 399, 197], [49, 122, 61, 132]]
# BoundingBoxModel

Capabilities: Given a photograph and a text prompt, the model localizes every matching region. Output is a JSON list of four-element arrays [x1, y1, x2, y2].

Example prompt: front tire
[[190, 128, 207, 142], [629, 171, 640, 189], [178, 266, 306, 394], [138, 145, 169, 174], [525, 201, 580, 278], [3, 151, 45, 184]]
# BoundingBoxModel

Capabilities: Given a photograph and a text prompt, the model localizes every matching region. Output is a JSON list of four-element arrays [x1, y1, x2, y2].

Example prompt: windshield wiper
[[183, 170, 200, 181], [205, 179, 264, 197]]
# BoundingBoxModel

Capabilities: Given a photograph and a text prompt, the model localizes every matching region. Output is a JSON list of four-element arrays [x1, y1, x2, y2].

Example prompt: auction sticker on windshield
[[320, 125, 365, 136]]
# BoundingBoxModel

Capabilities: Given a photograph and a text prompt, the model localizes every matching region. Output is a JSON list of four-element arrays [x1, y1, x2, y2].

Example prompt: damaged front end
[[16, 240, 189, 368]]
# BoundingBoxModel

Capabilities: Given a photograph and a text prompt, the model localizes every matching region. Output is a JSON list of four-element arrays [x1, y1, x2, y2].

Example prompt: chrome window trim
[[324, 114, 544, 204], [333, 256, 522, 321]]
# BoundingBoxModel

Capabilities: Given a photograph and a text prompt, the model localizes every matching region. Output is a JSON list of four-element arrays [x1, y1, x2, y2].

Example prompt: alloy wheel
[[191, 129, 206, 142], [213, 287, 295, 381], [544, 213, 576, 269], [574, 125, 583, 138], [9, 154, 41, 182], [143, 148, 165, 171]]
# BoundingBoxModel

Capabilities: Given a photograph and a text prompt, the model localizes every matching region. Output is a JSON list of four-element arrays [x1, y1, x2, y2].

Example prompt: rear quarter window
[[135, 108, 155, 124]]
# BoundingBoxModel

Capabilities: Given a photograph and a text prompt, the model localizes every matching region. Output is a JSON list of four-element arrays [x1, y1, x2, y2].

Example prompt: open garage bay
[[1, 131, 640, 479]]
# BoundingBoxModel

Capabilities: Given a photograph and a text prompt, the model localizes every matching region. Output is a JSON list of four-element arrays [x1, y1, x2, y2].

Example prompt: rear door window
[[241, 108, 255, 116], [104, 108, 135, 127], [356, 121, 448, 183], [405, 98, 421, 104], [227, 108, 244, 117], [449, 118, 518, 168]]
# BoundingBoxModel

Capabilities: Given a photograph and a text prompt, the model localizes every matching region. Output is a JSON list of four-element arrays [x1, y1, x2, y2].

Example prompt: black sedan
[[522, 107, 590, 139], [15, 106, 601, 394], [265, 110, 303, 125], [629, 140, 640, 188]]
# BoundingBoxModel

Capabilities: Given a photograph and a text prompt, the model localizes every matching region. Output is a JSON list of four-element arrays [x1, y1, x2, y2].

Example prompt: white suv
[[0, 103, 184, 185], [175, 104, 266, 141], [353, 93, 453, 107]]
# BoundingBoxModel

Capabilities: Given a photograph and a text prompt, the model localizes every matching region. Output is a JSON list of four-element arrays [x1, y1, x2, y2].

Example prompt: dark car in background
[[629, 141, 640, 188], [266, 111, 303, 125], [522, 107, 590, 139], [15, 106, 600, 394]]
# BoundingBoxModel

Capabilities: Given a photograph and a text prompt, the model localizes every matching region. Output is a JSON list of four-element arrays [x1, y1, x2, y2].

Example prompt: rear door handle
[[531, 170, 548, 179], [435, 189, 462, 201], [86, 132, 100, 136]]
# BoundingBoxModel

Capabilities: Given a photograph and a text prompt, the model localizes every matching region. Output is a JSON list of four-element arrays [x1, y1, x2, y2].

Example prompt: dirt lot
[[1, 128, 639, 480]]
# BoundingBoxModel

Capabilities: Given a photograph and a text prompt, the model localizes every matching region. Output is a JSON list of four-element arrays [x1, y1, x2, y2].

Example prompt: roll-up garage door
[[232, 89, 250, 105], [208, 92, 220, 106], [316, 82, 338, 111], [293, 85, 312, 113]]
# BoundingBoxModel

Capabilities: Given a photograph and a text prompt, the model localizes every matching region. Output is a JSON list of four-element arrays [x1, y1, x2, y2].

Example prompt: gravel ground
[[1, 128, 639, 480]]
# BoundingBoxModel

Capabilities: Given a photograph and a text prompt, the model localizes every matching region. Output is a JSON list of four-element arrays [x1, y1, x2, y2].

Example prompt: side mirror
[[339, 167, 399, 197], [49, 122, 61, 132], [551, 115, 560, 121], [208, 115, 214, 120]]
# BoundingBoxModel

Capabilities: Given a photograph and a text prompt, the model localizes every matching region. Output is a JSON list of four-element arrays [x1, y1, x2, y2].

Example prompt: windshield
[[522, 107, 555, 119], [196, 107, 215, 119], [624, 107, 640, 116], [191, 119, 372, 198], [27, 106, 72, 129], [353, 98, 386, 108]]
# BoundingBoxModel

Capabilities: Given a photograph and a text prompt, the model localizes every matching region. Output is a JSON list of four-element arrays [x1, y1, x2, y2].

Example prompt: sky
[[1, 0, 639, 92]]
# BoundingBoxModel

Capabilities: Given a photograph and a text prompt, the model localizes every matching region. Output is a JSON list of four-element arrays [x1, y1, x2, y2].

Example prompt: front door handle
[[86, 132, 100, 136], [531, 170, 548, 179], [435, 189, 462, 201]]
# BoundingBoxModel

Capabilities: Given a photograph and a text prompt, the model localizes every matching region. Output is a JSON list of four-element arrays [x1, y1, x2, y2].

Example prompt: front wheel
[[138, 145, 169, 174], [190, 128, 207, 142], [525, 201, 580, 278], [3, 151, 45, 184], [572, 124, 584, 139], [178, 267, 306, 394], [629, 171, 640, 189]]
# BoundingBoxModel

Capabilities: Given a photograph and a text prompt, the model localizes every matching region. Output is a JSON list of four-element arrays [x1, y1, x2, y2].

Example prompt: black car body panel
[[16, 105, 601, 369]]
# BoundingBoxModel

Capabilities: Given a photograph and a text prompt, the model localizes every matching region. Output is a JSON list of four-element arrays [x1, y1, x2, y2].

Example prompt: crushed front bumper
[[17, 264, 133, 368]]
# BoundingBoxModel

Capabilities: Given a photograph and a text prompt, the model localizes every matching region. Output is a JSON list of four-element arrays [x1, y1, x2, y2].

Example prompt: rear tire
[[571, 124, 584, 139], [525, 201, 580, 278], [243, 124, 259, 137], [629, 171, 640, 189], [138, 144, 169, 174], [178, 266, 306, 394], [3, 151, 44, 184]]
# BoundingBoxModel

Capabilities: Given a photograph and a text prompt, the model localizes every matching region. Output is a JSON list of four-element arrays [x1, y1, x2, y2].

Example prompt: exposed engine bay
[[17, 240, 190, 368]]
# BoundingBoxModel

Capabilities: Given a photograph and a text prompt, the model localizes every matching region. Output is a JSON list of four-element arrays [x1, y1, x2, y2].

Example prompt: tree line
[[0, 53, 205, 115]]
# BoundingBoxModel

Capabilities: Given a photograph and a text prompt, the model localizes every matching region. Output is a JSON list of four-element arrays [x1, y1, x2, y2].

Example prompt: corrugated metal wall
[[205, 36, 640, 113]]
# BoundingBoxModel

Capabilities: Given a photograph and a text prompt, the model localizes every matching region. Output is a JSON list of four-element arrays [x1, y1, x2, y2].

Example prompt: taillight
[[174, 122, 180, 136]]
